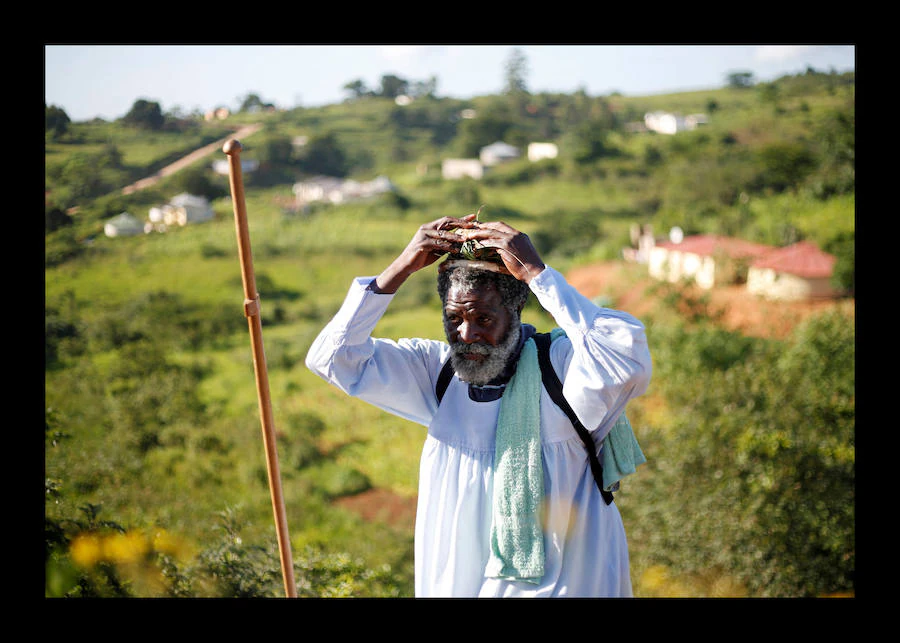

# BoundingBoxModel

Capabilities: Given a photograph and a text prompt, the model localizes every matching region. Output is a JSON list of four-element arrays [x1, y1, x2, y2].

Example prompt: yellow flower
[[103, 531, 149, 564], [69, 533, 103, 568]]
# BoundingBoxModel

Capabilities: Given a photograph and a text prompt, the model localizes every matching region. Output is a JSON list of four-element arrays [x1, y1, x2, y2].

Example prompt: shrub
[[629, 310, 854, 596]]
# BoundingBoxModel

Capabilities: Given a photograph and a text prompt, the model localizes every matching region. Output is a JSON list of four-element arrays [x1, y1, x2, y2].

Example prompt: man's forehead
[[445, 283, 502, 308]]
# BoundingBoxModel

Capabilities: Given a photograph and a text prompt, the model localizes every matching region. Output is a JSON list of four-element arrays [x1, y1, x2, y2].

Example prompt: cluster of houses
[[441, 140, 558, 180], [291, 175, 396, 209], [103, 106, 842, 303], [641, 111, 709, 135], [104, 193, 215, 238], [627, 225, 840, 302]]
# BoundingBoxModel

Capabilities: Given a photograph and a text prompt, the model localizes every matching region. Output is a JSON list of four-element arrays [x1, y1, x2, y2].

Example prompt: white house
[[649, 234, 774, 289], [104, 212, 143, 237], [211, 158, 259, 176], [527, 142, 559, 162], [293, 176, 345, 205], [644, 111, 687, 135], [441, 159, 484, 180], [747, 241, 838, 301], [480, 141, 520, 166], [292, 175, 396, 207], [644, 111, 709, 135], [148, 194, 214, 227], [164, 193, 215, 226]]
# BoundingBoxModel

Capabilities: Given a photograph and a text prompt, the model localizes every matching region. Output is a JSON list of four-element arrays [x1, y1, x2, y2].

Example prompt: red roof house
[[747, 241, 838, 301], [648, 234, 774, 289]]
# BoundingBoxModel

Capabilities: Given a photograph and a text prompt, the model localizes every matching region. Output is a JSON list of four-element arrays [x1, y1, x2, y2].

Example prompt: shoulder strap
[[436, 357, 455, 404], [435, 335, 614, 504], [533, 333, 614, 505]]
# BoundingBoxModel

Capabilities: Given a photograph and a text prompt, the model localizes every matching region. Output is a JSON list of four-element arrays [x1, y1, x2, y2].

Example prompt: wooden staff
[[223, 139, 297, 598]]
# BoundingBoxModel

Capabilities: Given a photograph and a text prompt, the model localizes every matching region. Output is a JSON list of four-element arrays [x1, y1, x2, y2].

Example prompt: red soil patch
[[566, 260, 853, 341], [333, 488, 417, 531]]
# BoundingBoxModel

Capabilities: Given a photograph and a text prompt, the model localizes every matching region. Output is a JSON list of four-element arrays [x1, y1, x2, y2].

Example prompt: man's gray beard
[[446, 317, 522, 386]]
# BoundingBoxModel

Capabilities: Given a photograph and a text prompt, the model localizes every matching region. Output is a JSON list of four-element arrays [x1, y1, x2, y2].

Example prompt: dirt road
[[121, 122, 263, 195]]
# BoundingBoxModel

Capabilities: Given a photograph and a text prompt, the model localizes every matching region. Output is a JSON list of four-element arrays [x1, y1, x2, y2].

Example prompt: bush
[[46, 504, 405, 597], [630, 310, 854, 596]]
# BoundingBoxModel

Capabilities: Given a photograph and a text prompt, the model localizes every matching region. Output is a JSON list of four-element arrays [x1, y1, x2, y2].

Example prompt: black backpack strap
[[533, 333, 614, 505], [436, 357, 455, 404], [435, 334, 614, 505]]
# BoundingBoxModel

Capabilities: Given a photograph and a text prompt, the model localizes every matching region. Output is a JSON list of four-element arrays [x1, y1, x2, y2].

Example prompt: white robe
[[305, 266, 652, 597]]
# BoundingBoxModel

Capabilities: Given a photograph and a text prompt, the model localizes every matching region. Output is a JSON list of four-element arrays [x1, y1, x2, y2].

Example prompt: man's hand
[[373, 214, 478, 293], [456, 221, 545, 283]]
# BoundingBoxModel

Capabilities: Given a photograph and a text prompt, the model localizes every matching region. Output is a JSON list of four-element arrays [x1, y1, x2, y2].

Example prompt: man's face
[[443, 283, 520, 385]]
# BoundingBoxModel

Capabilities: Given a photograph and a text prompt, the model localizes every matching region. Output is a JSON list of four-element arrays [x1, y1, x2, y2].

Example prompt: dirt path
[[121, 122, 263, 195]]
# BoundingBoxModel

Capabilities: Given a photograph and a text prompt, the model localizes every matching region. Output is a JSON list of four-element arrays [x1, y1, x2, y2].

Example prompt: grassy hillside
[[45, 70, 854, 597]]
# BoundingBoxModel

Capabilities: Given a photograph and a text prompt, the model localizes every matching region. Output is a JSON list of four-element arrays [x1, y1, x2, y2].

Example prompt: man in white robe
[[306, 215, 652, 597]]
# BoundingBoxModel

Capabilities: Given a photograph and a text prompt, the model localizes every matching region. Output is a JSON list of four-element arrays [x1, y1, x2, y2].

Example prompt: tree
[[726, 71, 755, 89], [297, 132, 348, 177], [825, 231, 854, 295], [380, 74, 408, 99], [46, 104, 71, 138], [454, 102, 513, 157], [123, 99, 165, 130], [343, 79, 369, 100], [238, 93, 274, 113], [504, 48, 529, 95], [409, 76, 438, 99]]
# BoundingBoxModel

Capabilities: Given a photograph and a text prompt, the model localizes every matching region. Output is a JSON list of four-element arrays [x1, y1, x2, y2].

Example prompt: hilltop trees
[[46, 104, 71, 139], [123, 99, 165, 130]]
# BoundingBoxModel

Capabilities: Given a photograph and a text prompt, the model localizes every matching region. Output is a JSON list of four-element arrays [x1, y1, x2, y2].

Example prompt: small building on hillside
[[527, 142, 559, 162], [644, 111, 709, 135], [747, 241, 838, 301], [212, 158, 259, 176], [104, 212, 144, 237], [292, 175, 395, 207], [150, 193, 214, 227], [480, 141, 520, 166], [442, 158, 484, 180], [649, 234, 774, 289], [292, 176, 345, 205], [171, 193, 215, 224]]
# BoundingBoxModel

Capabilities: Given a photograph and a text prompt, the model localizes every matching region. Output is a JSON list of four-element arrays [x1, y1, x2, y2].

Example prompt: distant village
[[104, 106, 840, 304], [625, 224, 840, 303]]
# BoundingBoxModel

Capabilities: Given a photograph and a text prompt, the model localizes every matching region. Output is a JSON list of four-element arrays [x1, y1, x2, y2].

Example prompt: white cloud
[[378, 45, 429, 61], [754, 45, 820, 62]]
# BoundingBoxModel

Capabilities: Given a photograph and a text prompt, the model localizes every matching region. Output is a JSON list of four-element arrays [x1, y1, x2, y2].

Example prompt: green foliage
[[169, 165, 228, 201], [123, 99, 165, 130], [629, 311, 854, 596], [46, 504, 405, 597], [296, 131, 349, 177], [825, 230, 855, 293], [46, 104, 71, 139]]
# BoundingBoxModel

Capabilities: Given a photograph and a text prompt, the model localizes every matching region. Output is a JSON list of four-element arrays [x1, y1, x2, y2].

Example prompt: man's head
[[437, 262, 530, 385]]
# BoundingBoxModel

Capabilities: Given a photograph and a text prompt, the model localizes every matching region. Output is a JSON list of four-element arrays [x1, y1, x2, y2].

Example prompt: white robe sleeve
[[528, 266, 651, 441], [305, 276, 446, 427]]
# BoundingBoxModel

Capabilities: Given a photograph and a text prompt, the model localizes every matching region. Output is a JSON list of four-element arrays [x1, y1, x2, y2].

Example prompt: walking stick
[[223, 139, 297, 598]]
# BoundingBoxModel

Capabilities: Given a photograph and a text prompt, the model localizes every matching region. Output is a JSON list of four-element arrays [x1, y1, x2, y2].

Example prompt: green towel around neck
[[485, 328, 646, 584], [602, 413, 646, 491], [485, 336, 545, 583]]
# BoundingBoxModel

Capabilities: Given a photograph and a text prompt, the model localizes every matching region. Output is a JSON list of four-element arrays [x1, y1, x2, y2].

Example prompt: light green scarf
[[485, 336, 545, 583], [485, 328, 644, 583]]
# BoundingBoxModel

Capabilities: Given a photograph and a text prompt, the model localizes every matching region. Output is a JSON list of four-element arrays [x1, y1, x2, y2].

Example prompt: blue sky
[[44, 44, 855, 123]]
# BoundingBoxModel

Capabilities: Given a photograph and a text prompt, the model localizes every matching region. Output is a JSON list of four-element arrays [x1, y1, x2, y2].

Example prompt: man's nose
[[457, 321, 481, 344]]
